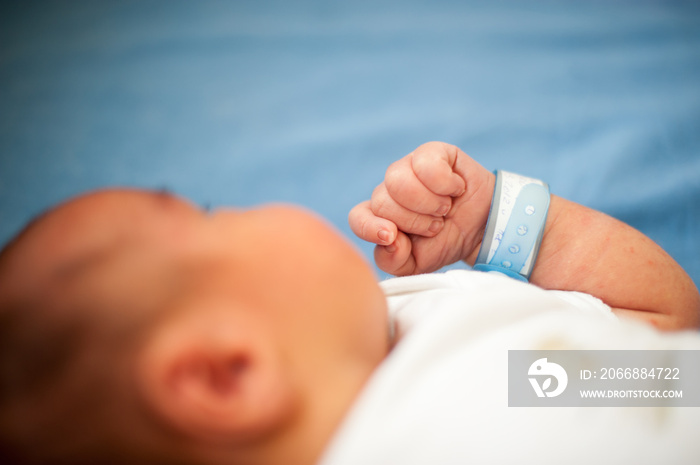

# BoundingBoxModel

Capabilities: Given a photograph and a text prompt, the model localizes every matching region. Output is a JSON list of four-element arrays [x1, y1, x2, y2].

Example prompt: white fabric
[[319, 270, 700, 465]]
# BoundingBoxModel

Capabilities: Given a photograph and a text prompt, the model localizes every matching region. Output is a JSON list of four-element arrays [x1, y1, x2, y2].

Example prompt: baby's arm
[[349, 142, 700, 330]]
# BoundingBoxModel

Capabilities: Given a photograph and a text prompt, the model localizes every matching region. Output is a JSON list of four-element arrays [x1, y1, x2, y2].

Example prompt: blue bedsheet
[[1, 0, 699, 287]]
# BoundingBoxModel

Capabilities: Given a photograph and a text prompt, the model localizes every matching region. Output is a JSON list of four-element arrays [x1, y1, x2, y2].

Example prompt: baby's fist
[[350, 142, 495, 275]]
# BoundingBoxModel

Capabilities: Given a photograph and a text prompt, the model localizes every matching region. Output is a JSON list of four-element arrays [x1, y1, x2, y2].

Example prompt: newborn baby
[[0, 142, 698, 464]]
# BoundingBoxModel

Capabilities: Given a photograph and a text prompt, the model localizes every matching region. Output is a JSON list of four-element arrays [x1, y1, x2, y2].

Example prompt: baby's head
[[0, 189, 390, 464]]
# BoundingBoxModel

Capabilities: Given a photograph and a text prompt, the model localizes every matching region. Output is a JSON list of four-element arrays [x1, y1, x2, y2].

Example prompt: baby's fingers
[[348, 200, 398, 246], [374, 231, 417, 276], [371, 183, 444, 237], [349, 201, 417, 276]]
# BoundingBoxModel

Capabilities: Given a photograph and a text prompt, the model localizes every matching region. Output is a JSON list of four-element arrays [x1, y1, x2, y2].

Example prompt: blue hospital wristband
[[473, 170, 550, 282]]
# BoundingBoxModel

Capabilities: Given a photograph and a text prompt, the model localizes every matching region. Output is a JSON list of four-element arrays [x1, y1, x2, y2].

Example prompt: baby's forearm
[[350, 141, 699, 329], [467, 195, 700, 330]]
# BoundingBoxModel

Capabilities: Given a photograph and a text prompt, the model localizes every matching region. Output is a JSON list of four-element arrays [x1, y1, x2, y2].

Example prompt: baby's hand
[[349, 141, 495, 276]]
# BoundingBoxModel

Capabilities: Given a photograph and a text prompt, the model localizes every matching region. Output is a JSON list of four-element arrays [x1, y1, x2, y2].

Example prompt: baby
[[0, 142, 698, 465]]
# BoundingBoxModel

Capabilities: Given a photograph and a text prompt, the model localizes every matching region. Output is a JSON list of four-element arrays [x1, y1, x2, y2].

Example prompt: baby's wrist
[[454, 168, 496, 266]]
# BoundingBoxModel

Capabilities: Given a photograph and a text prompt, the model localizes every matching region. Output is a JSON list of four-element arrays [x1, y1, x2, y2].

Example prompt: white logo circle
[[528, 358, 568, 398]]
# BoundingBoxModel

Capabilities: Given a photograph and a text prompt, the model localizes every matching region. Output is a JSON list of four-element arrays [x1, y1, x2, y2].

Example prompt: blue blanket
[[1, 0, 699, 287]]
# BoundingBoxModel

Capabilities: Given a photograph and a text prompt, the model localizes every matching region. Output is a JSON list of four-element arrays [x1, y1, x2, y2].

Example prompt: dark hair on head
[[0, 211, 197, 465]]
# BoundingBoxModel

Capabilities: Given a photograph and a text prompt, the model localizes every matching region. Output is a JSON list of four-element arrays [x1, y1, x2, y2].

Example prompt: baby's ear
[[137, 308, 299, 444]]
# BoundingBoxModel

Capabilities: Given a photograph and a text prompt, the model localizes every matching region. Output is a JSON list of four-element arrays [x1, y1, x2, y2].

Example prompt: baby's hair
[[0, 207, 197, 465]]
